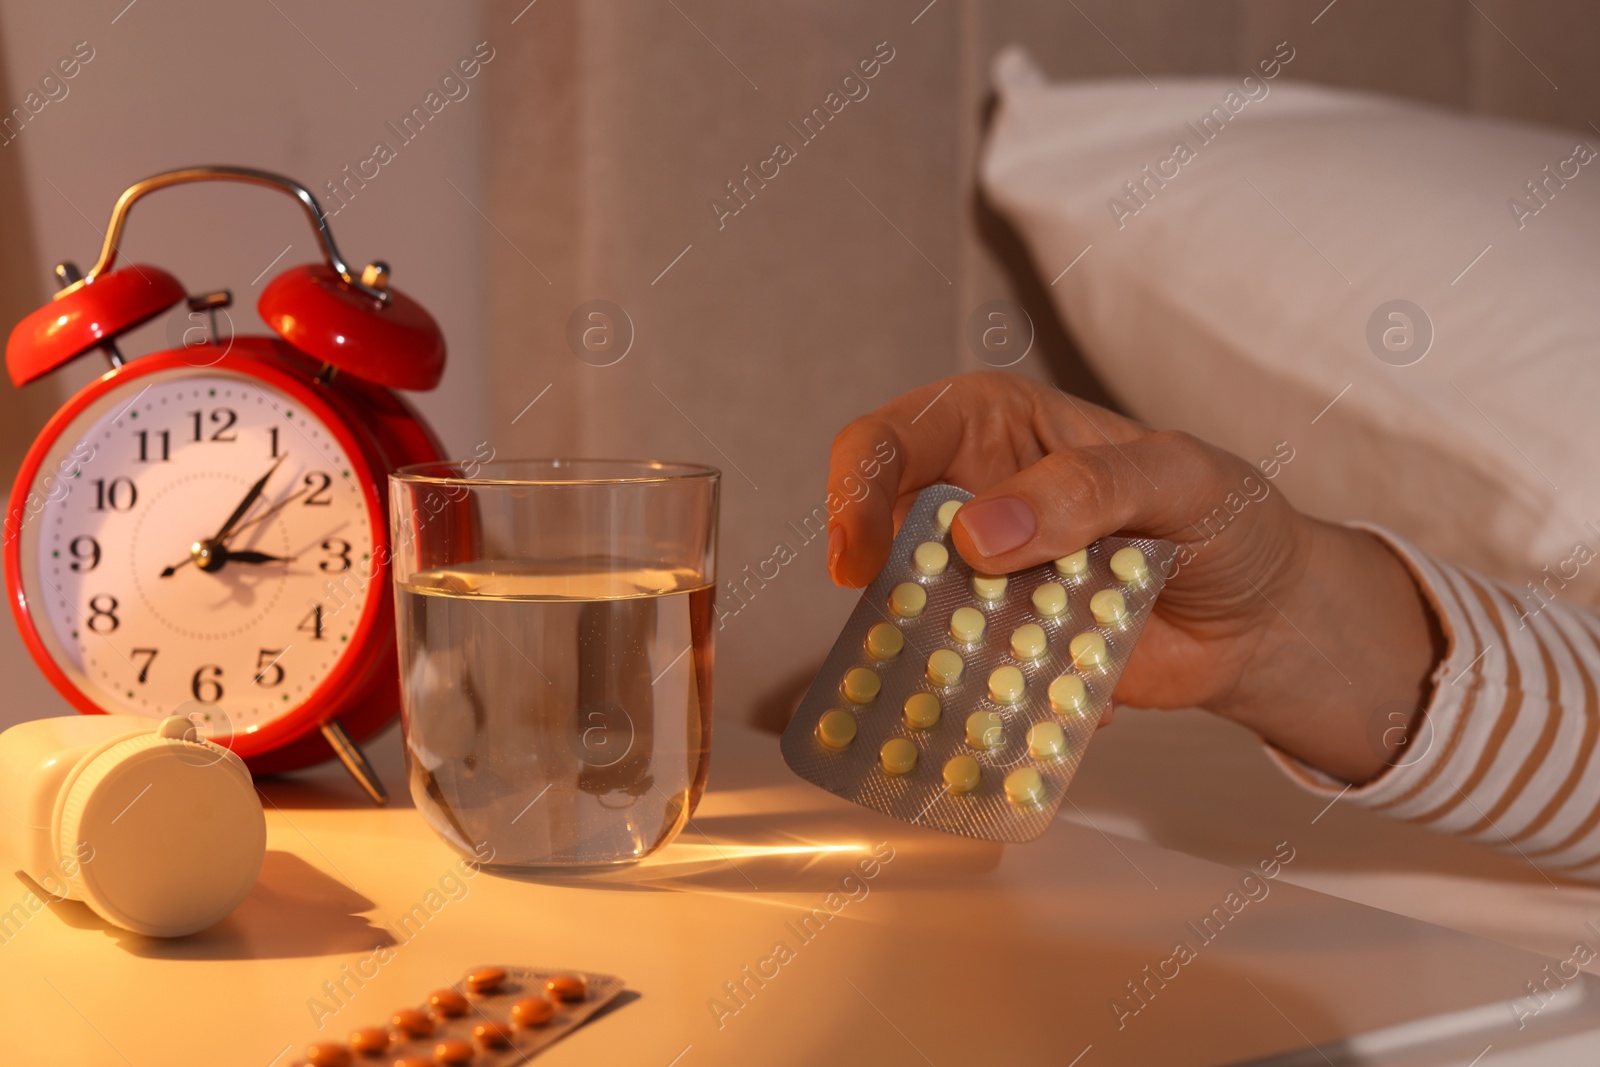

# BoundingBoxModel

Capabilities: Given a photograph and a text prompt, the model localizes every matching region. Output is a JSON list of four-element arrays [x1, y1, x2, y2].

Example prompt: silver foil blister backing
[[781, 484, 1175, 843]]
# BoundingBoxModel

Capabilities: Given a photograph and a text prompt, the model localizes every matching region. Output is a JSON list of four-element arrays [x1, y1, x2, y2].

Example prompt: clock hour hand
[[161, 542, 293, 577], [227, 550, 294, 565]]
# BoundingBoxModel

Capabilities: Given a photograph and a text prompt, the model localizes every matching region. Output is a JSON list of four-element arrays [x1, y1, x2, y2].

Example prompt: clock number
[[135, 430, 170, 462], [303, 472, 333, 506], [320, 538, 352, 573], [189, 408, 238, 442], [269, 427, 280, 459], [253, 649, 286, 687], [92, 478, 137, 512], [297, 604, 326, 640], [211, 408, 238, 441], [68, 535, 100, 573], [86, 594, 119, 634], [191, 665, 224, 703], [131, 648, 158, 684]]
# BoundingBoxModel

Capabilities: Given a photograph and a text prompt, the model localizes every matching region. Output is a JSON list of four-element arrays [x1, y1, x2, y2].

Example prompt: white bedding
[[980, 49, 1600, 599]]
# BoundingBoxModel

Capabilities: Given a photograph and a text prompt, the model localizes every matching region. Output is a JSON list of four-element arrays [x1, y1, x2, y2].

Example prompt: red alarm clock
[[2, 166, 448, 803]]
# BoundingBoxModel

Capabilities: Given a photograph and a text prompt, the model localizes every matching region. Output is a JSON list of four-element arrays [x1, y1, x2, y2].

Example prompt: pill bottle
[[0, 713, 265, 936]]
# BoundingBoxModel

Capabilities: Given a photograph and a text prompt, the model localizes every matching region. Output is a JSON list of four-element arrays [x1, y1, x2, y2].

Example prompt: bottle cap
[[54, 716, 264, 936]]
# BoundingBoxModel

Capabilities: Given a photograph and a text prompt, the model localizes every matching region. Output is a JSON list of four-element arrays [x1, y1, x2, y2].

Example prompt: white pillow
[[980, 49, 1600, 596]]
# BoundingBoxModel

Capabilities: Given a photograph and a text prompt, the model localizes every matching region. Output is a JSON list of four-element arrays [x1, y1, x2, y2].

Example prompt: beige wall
[[484, 0, 1600, 730], [0, 1, 490, 728]]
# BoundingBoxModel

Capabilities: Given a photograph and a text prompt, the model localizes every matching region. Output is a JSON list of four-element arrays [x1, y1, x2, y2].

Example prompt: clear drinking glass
[[389, 459, 718, 870]]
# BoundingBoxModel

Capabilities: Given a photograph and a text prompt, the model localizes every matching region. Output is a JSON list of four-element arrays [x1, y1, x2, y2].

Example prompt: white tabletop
[[4, 710, 1600, 1066]]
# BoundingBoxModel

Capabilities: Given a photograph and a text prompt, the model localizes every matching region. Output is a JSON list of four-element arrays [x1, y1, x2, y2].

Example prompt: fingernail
[[958, 496, 1036, 557], [827, 524, 847, 575]]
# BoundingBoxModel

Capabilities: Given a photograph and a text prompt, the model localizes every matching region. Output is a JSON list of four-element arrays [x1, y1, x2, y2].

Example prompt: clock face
[[18, 368, 378, 739]]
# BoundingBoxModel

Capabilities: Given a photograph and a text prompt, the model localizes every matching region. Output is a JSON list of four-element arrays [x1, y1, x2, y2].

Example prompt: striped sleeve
[[1267, 525, 1600, 881]]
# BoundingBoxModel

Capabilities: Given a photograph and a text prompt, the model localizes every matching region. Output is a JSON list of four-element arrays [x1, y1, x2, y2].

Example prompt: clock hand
[[226, 550, 295, 565], [162, 542, 295, 576], [159, 483, 311, 578], [218, 484, 311, 544], [210, 454, 286, 544]]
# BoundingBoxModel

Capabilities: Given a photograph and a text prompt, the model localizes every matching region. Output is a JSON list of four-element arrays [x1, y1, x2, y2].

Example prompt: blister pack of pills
[[781, 485, 1176, 843], [293, 965, 625, 1067]]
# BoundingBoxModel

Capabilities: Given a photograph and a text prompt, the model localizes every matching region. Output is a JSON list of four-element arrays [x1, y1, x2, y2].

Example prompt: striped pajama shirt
[[1271, 529, 1600, 880]]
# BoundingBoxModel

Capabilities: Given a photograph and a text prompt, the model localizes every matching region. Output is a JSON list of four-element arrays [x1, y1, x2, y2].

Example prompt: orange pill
[[391, 1008, 434, 1037], [393, 1058, 432, 1067], [305, 1043, 352, 1067], [432, 1039, 474, 1064], [428, 989, 470, 1018], [473, 1021, 514, 1049], [347, 1027, 390, 1055], [510, 996, 555, 1027], [465, 966, 506, 994], [545, 974, 587, 1002]]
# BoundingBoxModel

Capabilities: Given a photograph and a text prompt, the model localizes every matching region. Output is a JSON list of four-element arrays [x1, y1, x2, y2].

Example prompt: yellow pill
[[1070, 632, 1109, 671], [889, 581, 928, 618], [988, 665, 1026, 704], [903, 692, 941, 730], [1054, 550, 1088, 578], [1048, 674, 1088, 715], [880, 738, 918, 775], [1028, 720, 1066, 759], [816, 709, 857, 750], [949, 606, 987, 643], [1090, 589, 1127, 626], [1031, 582, 1068, 618], [1111, 546, 1149, 585], [1010, 623, 1047, 660], [935, 499, 963, 533], [966, 710, 1004, 750], [865, 622, 904, 660], [927, 649, 964, 687], [913, 541, 949, 577], [842, 667, 881, 704], [972, 573, 1008, 601], [1005, 766, 1045, 806], [943, 754, 981, 793]]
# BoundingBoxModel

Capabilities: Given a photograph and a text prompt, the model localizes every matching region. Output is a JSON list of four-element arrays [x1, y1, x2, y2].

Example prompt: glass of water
[[389, 459, 719, 870]]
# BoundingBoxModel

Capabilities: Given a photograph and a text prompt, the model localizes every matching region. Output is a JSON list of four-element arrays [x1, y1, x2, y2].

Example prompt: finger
[[823, 416, 913, 587], [825, 376, 976, 587], [826, 373, 1136, 586], [949, 431, 1236, 575]]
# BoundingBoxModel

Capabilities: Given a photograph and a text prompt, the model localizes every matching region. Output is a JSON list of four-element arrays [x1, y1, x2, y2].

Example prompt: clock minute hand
[[210, 455, 286, 544]]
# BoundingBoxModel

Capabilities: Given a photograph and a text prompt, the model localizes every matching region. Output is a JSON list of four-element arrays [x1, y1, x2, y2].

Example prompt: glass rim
[[391, 457, 721, 487]]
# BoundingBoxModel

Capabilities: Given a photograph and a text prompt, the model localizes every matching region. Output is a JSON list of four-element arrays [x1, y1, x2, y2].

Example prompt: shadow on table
[[34, 851, 394, 960], [254, 722, 415, 812]]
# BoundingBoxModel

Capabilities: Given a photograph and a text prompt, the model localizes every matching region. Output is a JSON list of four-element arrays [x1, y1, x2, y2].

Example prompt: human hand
[[827, 372, 1441, 782]]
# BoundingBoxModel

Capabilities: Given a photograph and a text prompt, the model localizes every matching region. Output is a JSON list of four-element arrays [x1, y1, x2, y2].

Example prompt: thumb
[[950, 432, 1223, 574]]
